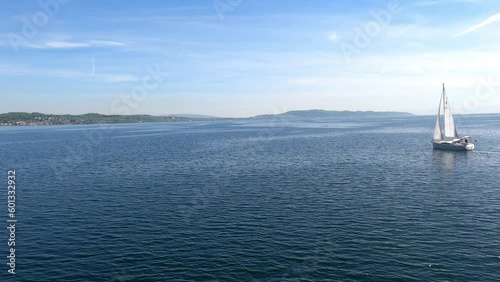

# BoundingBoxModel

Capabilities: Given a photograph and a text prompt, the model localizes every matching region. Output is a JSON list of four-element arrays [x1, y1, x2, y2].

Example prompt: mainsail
[[442, 85, 459, 139]]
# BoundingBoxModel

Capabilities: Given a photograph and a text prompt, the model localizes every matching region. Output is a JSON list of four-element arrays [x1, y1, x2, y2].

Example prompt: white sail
[[442, 85, 459, 139], [432, 84, 475, 150], [433, 91, 443, 141]]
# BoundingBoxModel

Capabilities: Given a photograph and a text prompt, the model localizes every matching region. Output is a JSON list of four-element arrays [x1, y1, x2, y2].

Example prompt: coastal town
[[1, 115, 57, 126], [0, 112, 188, 126]]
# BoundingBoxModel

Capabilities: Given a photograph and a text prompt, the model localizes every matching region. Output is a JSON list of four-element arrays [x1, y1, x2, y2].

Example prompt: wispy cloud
[[456, 13, 500, 36], [44, 41, 90, 48], [25, 40, 127, 49], [0, 63, 140, 83], [100, 73, 140, 82], [88, 40, 127, 47], [414, 0, 483, 7]]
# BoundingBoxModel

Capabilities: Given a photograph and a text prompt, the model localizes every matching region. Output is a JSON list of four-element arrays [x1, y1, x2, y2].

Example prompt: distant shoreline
[[0, 112, 206, 126], [0, 110, 453, 126], [2, 111, 498, 127]]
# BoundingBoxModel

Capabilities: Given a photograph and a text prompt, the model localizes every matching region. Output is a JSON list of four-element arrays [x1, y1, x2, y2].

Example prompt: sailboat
[[432, 84, 475, 151]]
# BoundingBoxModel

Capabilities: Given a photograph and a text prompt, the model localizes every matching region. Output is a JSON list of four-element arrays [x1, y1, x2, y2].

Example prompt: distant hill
[[252, 110, 413, 119]]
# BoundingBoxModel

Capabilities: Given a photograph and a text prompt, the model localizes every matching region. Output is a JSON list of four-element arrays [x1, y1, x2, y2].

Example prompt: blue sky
[[1, 0, 500, 117]]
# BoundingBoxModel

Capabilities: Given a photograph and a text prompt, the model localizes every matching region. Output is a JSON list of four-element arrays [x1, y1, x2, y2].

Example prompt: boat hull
[[432, 142, 474, 151]]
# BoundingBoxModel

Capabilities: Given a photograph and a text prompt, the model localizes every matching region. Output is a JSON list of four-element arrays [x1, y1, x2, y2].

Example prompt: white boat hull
[[432, 141, 474, 151]]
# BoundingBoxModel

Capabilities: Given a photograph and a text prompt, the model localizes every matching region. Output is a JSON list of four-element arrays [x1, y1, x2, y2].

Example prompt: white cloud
[[45, 41, 90, 48], [25, 40, 127, 49], [88, 40, 127, 47], [456, 13, 500, 36]]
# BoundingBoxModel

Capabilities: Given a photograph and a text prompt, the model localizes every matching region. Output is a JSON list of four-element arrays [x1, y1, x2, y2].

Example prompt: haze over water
[[1, 115, 499, 281]]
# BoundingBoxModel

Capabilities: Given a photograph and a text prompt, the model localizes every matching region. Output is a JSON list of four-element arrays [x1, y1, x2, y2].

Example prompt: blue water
[[1, 115, 499, 281]]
